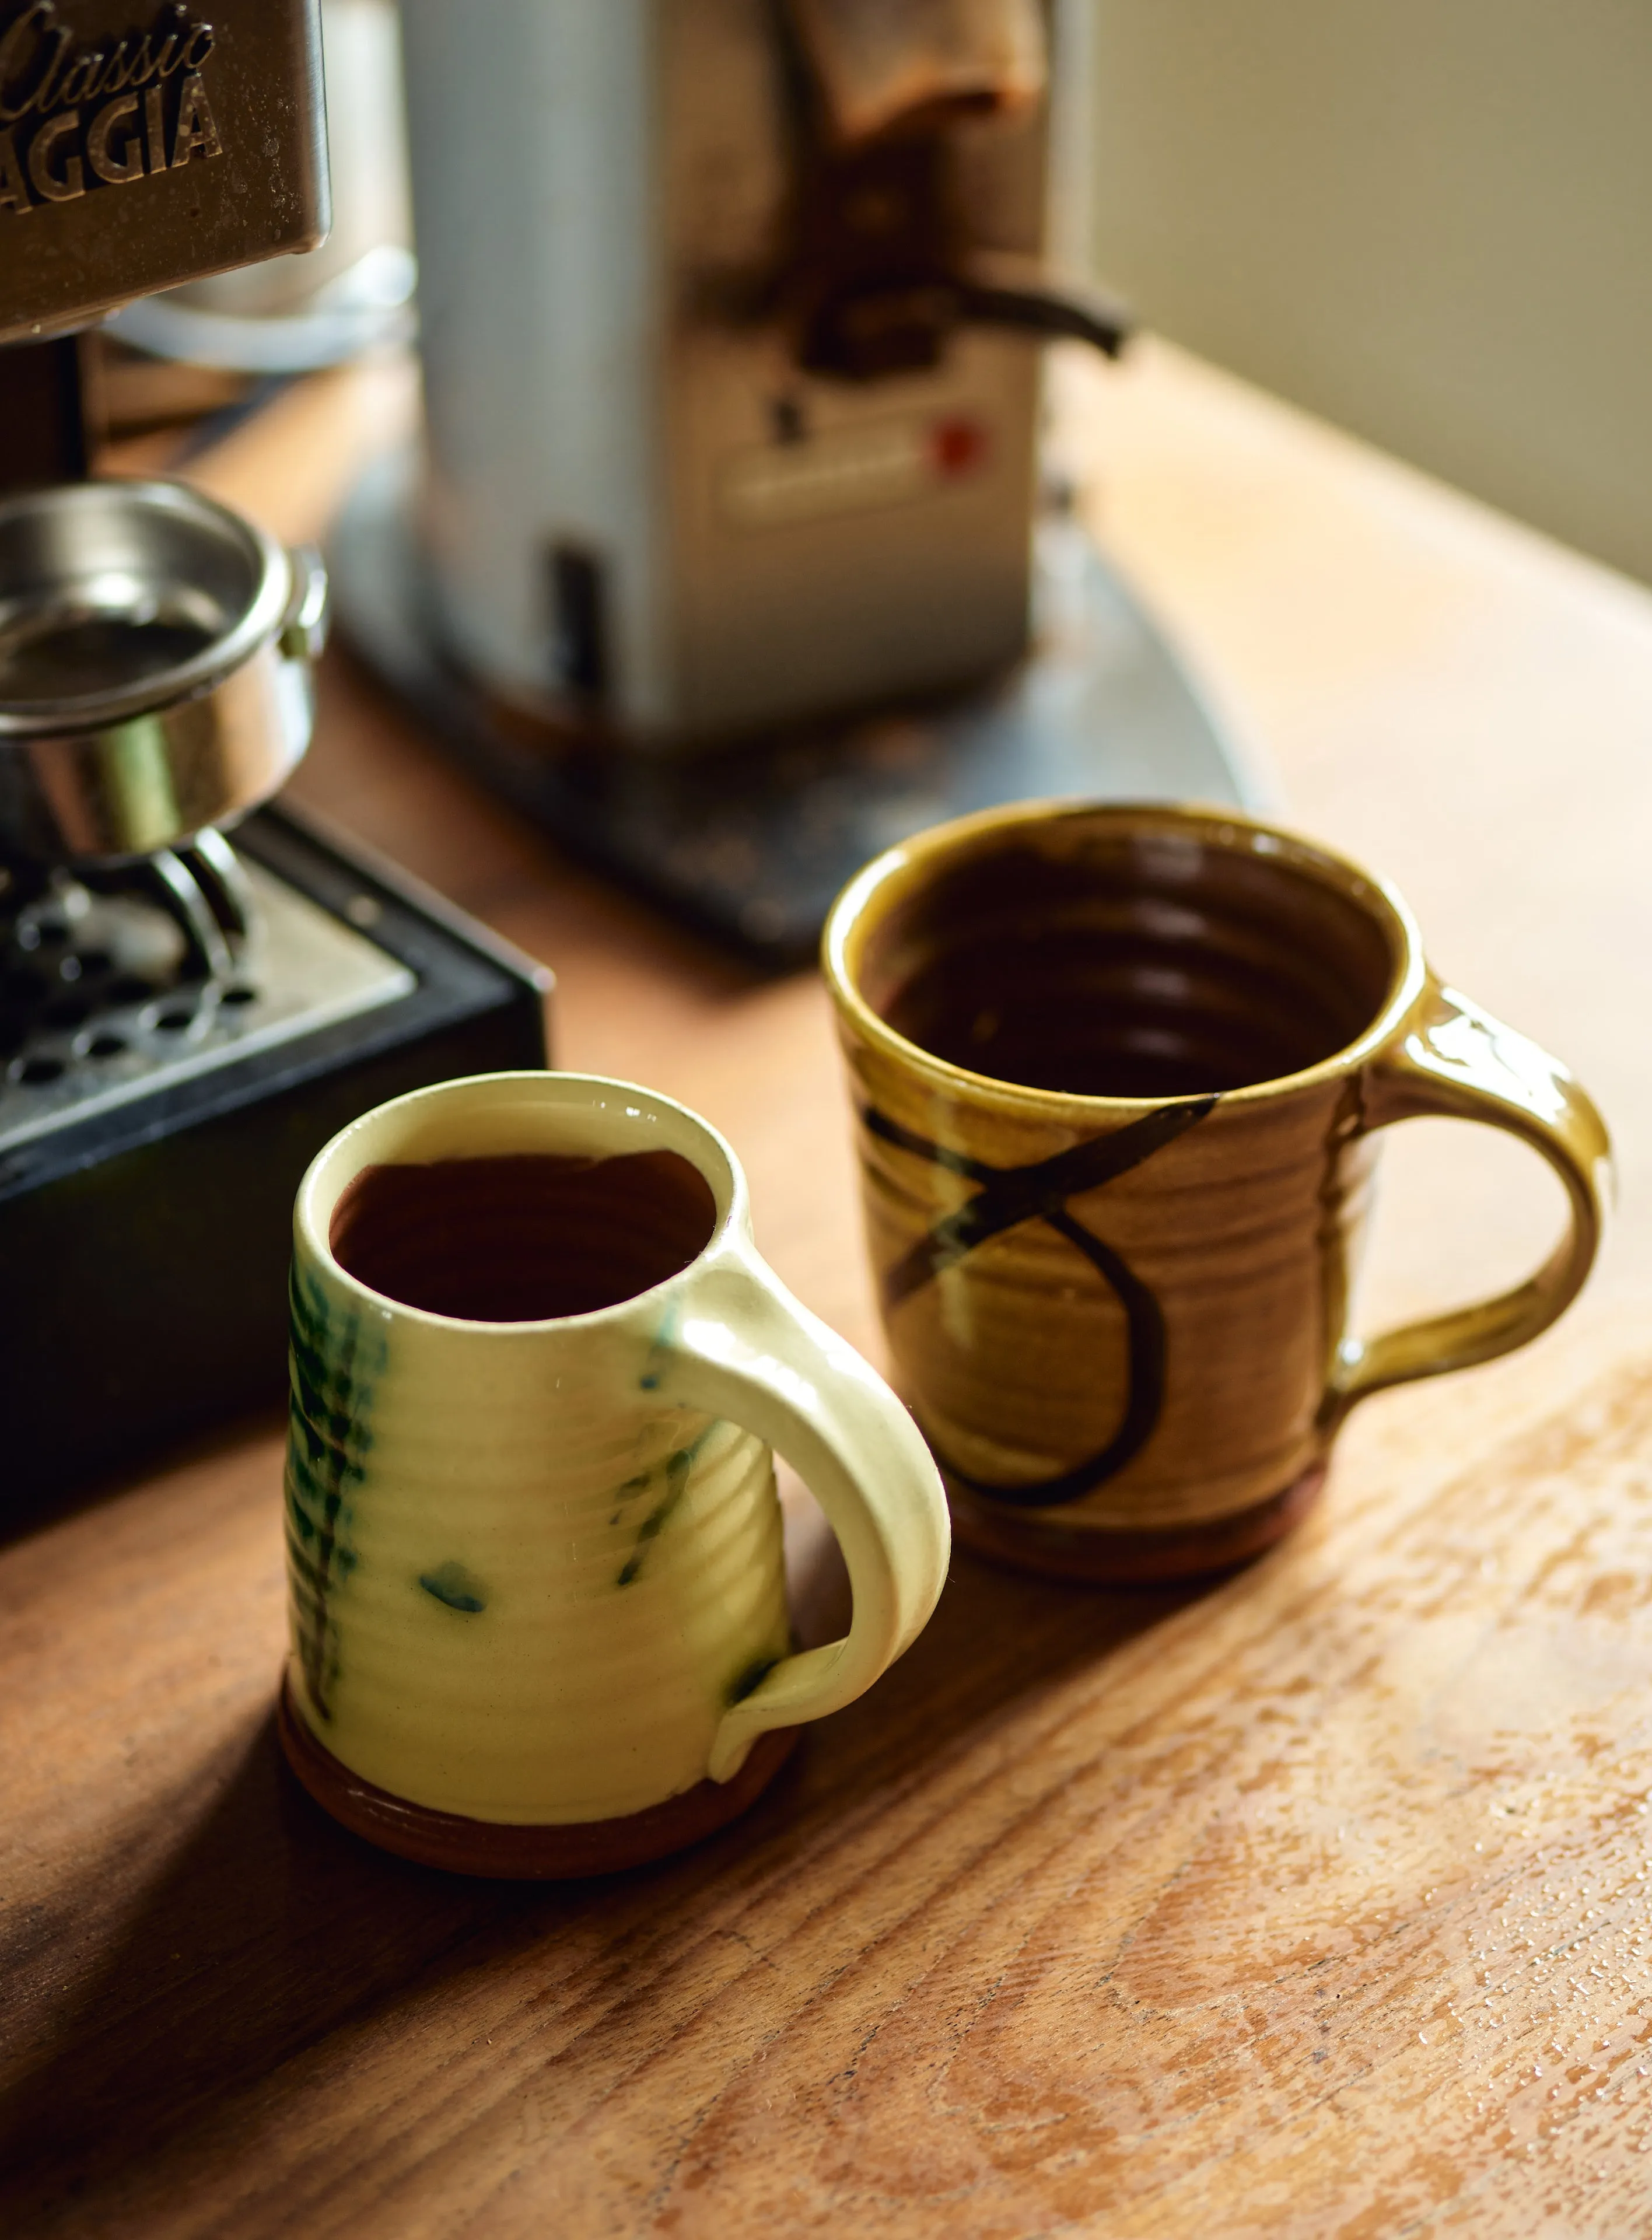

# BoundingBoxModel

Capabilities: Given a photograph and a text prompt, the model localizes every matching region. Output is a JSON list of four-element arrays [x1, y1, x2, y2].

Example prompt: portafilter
[[0, 479, 327, 863]]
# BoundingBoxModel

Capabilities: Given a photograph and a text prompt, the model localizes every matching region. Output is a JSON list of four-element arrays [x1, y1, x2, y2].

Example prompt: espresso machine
[[334, 0, 1256, 958], [0, 0, 548, 1504]]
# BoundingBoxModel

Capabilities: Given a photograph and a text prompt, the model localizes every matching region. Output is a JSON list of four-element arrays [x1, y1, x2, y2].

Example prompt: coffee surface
[[867, 837, 1396, 1098], [884, 926, 1346, 1097], [0, 614, 215, 702], [329, 1150, 717, 1321]]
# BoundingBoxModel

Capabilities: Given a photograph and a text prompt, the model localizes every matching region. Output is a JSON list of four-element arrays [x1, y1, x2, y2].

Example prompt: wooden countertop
[[7, 342, 1652, 2237]]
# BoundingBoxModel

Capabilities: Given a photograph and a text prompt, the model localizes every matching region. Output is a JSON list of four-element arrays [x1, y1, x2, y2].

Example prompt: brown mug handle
[[1321, 978, 1612, 1427]]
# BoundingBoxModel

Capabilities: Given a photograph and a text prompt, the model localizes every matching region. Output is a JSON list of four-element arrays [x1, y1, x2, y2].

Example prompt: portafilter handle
[[948, 260, 1132, 361], [279, 544, 330, 666], [802, 255, 1133, 380]]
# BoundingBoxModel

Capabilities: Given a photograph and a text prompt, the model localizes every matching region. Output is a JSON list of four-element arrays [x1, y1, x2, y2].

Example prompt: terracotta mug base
[[946, 1462, 1327, 1585], [276, 1674, 799, 1879]]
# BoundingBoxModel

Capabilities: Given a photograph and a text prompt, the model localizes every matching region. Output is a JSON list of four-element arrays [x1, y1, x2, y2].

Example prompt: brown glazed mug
[[822, 802, 1612, 1582]]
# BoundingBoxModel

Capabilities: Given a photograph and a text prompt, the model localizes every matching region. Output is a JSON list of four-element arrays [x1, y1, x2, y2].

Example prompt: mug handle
[[649, 1244, 951, 1783], [1322, 978, 1612, 1427]]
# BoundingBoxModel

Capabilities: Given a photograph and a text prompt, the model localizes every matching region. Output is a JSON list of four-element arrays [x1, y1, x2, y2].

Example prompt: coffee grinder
[[0, 0, 548, 1504], [333, 0, 1259, 960]]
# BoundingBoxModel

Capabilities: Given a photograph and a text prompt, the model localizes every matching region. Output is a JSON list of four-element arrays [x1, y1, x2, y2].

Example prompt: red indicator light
[[930, 416, 988, 478]]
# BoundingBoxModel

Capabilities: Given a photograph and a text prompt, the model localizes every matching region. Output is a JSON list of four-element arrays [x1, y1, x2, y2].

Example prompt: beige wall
[[1085, 0, 1652, 583]]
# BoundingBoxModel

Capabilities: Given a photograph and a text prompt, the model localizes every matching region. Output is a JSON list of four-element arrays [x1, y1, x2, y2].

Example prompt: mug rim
[[293, 1070, 746, 1332], [821, 799, 1428, 1114]]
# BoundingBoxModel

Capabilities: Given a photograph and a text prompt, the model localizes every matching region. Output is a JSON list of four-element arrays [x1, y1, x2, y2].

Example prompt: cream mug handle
[[647, 1242, 951, 1783], [1323, 978, 1613, 1427]]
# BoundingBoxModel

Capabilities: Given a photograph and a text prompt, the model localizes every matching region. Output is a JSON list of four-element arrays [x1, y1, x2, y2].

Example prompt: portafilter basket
[[0, 481, 327, 864]]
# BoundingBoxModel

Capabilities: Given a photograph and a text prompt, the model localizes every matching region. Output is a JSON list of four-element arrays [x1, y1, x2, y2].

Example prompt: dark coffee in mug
[[329, 1150, 717, 1321], [869, 827, 1394, 1099]]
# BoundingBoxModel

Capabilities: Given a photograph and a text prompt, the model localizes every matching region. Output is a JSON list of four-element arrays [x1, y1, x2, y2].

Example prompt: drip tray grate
[[0, 857, 415, 1155]]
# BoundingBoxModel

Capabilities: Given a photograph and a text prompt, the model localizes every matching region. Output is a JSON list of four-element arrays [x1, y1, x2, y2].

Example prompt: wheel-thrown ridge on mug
[[286, 1242, 790, 1826]]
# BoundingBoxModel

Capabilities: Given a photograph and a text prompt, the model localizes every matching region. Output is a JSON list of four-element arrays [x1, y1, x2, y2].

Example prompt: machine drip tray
[[330, 445, 1265, 965], [0, 854, 415, 1155]]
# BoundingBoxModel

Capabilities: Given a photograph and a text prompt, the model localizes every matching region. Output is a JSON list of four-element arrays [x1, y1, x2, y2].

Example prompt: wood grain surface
[[5, 343, 1652, 2236]]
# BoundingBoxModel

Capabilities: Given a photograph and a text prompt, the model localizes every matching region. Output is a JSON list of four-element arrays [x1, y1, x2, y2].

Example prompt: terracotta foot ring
[[276, 1674, 799, 1879], [946, 1462, 1327, 1584]]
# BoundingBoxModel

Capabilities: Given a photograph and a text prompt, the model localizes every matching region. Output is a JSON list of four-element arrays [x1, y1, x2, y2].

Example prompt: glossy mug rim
[[821, 799, 1429, 1114], [294, 1069, 743, 1332]]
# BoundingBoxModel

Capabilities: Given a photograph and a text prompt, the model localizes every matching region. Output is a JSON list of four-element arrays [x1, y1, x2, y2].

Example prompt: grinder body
[[401, 0, 1053, 748]]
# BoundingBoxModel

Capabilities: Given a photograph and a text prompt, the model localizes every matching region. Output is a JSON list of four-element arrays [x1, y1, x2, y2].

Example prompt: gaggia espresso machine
[[0, 0, 548, 1505], [334, 0, 1259, 960]]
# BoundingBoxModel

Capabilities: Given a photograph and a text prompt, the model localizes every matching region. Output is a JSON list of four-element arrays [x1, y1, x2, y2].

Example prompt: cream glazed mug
[[277, 1072, 950, 1878]]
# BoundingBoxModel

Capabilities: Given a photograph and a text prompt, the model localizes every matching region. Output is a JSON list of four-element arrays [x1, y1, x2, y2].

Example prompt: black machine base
[[3, 803, 550, 1516], [330, 448, 1262, 966]]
